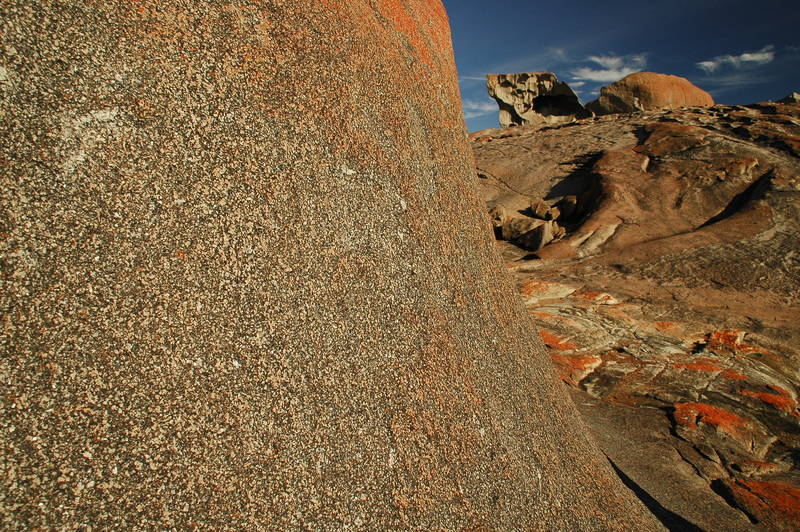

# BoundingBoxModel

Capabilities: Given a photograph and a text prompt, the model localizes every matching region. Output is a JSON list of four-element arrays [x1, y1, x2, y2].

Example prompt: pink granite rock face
[[1, 1, 661, 530]]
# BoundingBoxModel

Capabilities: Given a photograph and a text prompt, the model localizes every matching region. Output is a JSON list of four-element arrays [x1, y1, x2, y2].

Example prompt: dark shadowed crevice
[[532, 94, 586, 117], [607, 458, 707, 532], [709, 479, 759, 525], [700, 171, 773, 228], [546, 151, 603, 200]]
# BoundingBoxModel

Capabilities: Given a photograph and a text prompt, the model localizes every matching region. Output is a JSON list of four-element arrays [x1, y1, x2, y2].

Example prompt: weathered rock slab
[[472, 101, 800, 530]]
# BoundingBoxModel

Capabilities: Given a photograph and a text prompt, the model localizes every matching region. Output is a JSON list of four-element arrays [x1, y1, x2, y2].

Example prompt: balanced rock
[[487, 72, 589, 127], [2, 1, 660, 530], [586, 72, 714, 115]]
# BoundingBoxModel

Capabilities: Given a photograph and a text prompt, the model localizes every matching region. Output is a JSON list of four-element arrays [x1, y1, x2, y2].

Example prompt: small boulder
[[529, 198, 550, 219], [514, 220, 557, 251], [488, 205, 509, 228], [502, 217, 543, 241]]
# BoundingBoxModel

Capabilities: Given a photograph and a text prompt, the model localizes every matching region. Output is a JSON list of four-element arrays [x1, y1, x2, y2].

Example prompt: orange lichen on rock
[[528, 311, 569, 323], [740, 386, 800, 417], [673, 402, 746, 433], [551, 354, 602, 371], [653, 321, 679, 333], [520, 281, 550, 297], [378, 0, 433, 68], [538, 330, 578, 351], [673, 358, 723, 372], [707, 329, 760, 354], [725, 479, 800, 532], [575, 291, 619, 304], [550, 354, 602, 387], [721, 369, 749, 380]]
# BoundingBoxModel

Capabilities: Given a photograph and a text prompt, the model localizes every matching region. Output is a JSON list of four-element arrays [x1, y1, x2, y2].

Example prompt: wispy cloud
[[462, 98, 497, 119], [570, 81, 586, 88], [696, 45, 775, 73], [490, 46, 574, 76], [570, 53, 647, 83], [695, 70, 782, 98]]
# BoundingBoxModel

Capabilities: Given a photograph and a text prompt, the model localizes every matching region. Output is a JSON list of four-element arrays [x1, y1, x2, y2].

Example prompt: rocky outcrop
[[586, 72, 714, 115], [2, 1, 662, 530], [778, 92, 799, 104], [487, 72, 588, 127], [472, 101, 800, 531]]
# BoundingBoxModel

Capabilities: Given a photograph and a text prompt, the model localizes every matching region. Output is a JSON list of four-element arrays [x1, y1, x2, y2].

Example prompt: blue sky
[[443, 0, 800, 131]]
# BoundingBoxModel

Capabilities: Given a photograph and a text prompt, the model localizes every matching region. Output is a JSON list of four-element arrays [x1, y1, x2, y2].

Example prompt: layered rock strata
[[472, 100, 800, 531], [1, 1, 661, 530], [586, 72, 714, 115], [487, 72, 588, 127]]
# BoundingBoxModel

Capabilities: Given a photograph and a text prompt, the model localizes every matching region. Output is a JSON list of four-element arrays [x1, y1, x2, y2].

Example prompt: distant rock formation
[[471, 100, 800, 531], [3, 1, 661, 530], [487, 72, 588, 127], [778, 92, 800, 104], [586, 72, 714, 115]]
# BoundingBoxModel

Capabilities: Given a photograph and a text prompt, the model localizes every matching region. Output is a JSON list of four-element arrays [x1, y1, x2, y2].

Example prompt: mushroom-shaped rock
[[487, 72, 589, 127], [586, 72, 714, 115], [3, 1, 662, 530]]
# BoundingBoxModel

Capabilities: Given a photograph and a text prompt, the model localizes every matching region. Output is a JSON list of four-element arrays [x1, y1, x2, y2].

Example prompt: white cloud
[[459, 76, 486, 83], [696, 45, 775, 73], [570, 81, 586, 88], [587, 55, 624, 70], [570, 53, 647, 83], [462, 98, 497, 119], [551, 47, 568, 61]]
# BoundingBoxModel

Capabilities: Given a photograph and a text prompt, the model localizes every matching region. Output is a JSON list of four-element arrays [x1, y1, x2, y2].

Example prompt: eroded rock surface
[[778, 92, 800, 104], [2, 1, 662, 530], [487, 72, 588, 127], [472, 101, 800, 531], [586, 72, 715, 115]]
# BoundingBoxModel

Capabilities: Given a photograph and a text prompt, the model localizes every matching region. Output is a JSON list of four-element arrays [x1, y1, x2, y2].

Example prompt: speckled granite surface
[[1, 1, 662, 529]]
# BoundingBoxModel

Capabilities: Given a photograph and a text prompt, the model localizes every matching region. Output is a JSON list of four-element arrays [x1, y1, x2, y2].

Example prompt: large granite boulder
[[1, 1, 661, 529], [586, 72, 714, 115], [487, 72, 588, 127]]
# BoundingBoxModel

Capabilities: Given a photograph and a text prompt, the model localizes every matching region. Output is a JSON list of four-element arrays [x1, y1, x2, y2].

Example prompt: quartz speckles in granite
[[2, 1, 662, 530]]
